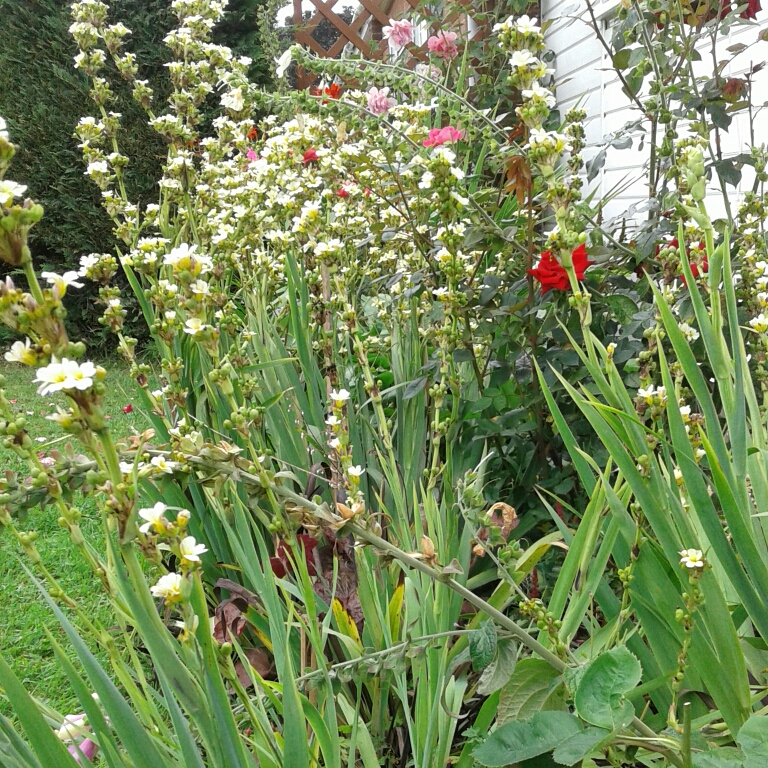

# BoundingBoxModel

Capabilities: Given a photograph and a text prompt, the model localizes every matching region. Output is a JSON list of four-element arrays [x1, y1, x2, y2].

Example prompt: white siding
[[542, 0, 768, 227]]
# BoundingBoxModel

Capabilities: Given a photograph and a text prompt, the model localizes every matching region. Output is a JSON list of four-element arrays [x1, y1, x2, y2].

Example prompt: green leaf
[[573, 646, 641, 729], [470, 620, 498, 671], [552, 726, 610, 765], [0, 655, 78, 767], [693, 749, 744, 768], [602, 295, 638, 325], [715, 160, 742, 187], [737, 714, 768, 768], [612, 48, 631, 69], [498, 660, 563, 724], [473, 712, 582, 767], [477, 638, 517, 696]]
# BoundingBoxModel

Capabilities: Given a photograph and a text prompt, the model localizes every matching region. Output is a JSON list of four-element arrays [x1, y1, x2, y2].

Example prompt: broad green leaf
[[737, 714, 768, 768], [693, 750, 744, 768], [473, 711, 582, 767], [573, 646, 641, 729], [470, 620, 498, 671], [498, 660, 563, 724], [551, 726, 609, 766]]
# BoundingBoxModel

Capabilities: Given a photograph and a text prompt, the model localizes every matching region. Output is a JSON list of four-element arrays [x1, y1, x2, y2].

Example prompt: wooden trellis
[[292, 0, 492, 89]]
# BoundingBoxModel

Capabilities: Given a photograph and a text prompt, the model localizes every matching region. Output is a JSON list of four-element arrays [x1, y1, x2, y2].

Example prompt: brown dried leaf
[[504, 156, 532, 205], [213, 599, 248, 644], [232, 648, 272, 690]]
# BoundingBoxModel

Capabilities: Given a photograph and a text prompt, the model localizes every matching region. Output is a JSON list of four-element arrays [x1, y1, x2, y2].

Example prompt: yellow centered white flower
[[41, 271, 84, 295], [151, 455, 174, 474], [749, 313, 768, 333], [184, 317, 206, 336], [678, 322, 699, 342], [4, 338, 36, 366], [34, 358, 96, 395], [179, 535, 208, 564], [0, 180, 27, 206], [138, 501, 168, 534], [150, 572, 184, 602], [679, 548, 705, 568], [330, 388, 351, 405], [348, 465, 365, 478]]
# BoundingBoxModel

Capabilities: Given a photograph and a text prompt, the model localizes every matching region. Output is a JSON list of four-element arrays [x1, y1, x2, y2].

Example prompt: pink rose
[[367, 86, 396, 116], [382, 18, 415, 49], [423, 125, 463, 148], [427, 31, 459, 60]]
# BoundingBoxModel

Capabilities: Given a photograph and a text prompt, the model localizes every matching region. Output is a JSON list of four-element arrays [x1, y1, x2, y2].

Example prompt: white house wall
[[541, 0, 768, 228]]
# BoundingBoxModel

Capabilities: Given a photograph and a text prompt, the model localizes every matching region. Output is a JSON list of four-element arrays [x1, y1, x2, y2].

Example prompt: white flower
[[35, 358, 67, 395], [509, 50, 536, 67], [329, 437, 341, 449], [0, 115, 8, 141], [679, 548, 705, 569], [221, 86, 244, 112], [41, 271, 84, 294], [139, 502, 168, 534], [179, 535, 208, 563], [184, 318, 207, 336], [0, 180, 27, 206], [62, 359, 97, 390], [348, 465, 365, 478], [678, 322, 699, 342], [4, 338, 35, 365], [275, 48, 293, 78], [750, 314, 768, 333], [516, 14, 540, 34], [521, 82, 555, 108], [86, 160, 109, 176], [151, 572, 184, 602], [151, 455, 175, 474], [189, 279, 210, 297], [325, 414, 340, 426], [330, 388, 351, 404]]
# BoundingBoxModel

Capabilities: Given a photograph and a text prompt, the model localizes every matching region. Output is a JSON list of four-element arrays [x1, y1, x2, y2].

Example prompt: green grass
[[0, 361, 148, 718]]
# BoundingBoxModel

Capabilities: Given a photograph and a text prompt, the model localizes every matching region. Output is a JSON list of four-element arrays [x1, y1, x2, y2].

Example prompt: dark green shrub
[[0, 0, 269, 351]]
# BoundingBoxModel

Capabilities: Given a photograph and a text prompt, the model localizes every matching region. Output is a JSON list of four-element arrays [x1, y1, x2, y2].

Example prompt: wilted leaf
[[213, 599, 247, 644], [504, 155, 532, 205], [232, 648, 272, 690]]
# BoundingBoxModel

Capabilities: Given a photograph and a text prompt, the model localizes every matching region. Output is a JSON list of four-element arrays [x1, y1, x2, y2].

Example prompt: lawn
[[0, 360, 149, 717]]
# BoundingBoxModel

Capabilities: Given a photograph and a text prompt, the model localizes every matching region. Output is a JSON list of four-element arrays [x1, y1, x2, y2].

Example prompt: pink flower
[[69, 738, 99, 764], [382, 18, 415, 48], [246, 149, 258, 161], [423, 126, 463, 148], [367, 87, 396, 116], [427, 31, 459, 60]]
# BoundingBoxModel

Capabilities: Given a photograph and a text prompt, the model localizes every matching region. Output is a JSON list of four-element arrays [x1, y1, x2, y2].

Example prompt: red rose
[[528, 244, 593, 293], [303, 148, 318, 164], [123, 404, 133, 414], [337, 187, 349, 198]]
